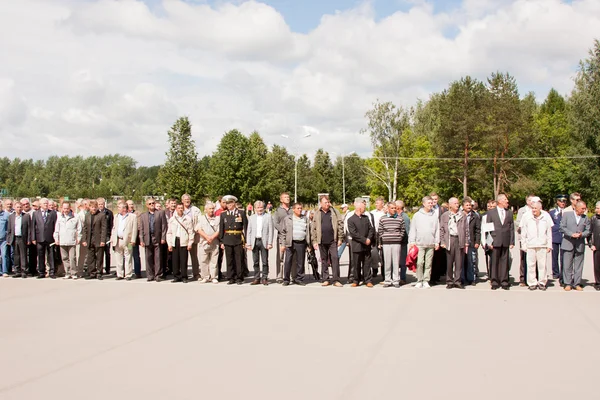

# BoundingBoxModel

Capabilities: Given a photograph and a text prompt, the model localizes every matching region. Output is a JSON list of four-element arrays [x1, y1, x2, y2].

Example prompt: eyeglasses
[[147, 202, 155, 205]]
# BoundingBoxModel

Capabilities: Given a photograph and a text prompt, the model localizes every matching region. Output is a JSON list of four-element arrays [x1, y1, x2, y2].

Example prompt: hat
[[354, 197, 366, 204], [223, 195, 238, 203], [555, 194, 568, 201], [530, 196, 541, 203], [341, 203, 348, 208]]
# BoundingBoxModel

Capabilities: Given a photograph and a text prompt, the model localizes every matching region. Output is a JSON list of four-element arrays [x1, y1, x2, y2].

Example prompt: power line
[[341, 155, 600, 161]]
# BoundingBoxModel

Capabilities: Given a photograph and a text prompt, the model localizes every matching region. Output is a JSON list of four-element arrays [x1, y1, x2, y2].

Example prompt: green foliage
[[157, 117, 198, 199]]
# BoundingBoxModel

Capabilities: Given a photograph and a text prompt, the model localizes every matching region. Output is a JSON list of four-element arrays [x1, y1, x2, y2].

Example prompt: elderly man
[[139, 197, 168, 282], [462, 197, 481, 286], [408, 196, 440, 289], [440, 197, 469, 289], [182, 194, 201, 280], [378, 202, 406, 288], [430, 192, 447, 285], [564, 192, 581, 213], [31, 198, 58, 279], [347, 198, 374, 287], [219, 195, 248, 285], [273, 192, 292, 284], [516, 194, 536, 286], [549, 194, 568, 282], [560, 200, 591, 291], [395, 200, 410, 285], [0, 199, 11, 277], [519, 201, 553, 290], [6, 201, 31, 278], [246, 200, 274, 285], [589, 202, 600, 291], [20, 198, 37, 276], [53, 201, 82, 279], [486, 194, 515, 290], [76, 199, 89, 275], [110, 201, 137, 280], [82, 200, 108, 280], [125, 200, 142, 278], [311, 195, 344, 287], [197, 201, 221, 283], [279, 202, 310, 286], [97, 198, 114, 275]]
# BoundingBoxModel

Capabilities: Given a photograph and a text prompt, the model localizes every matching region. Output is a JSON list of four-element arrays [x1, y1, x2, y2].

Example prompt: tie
[[43, 211, 47, 222]]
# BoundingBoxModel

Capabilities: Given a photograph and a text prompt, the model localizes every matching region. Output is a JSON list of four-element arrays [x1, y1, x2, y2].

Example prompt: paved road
[[1, 247, 599, 400]]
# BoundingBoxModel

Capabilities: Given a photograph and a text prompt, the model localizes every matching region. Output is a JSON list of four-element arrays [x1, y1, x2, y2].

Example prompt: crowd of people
[[0, 191, 599, 291]]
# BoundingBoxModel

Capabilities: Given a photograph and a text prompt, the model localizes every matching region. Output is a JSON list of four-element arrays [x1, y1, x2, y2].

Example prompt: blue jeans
[[462, 246, 478, 283], [0, 240, 8, 275], [337, 241, 347, 259]]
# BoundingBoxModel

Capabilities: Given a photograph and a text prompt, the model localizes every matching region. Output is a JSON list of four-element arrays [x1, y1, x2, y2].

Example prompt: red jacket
[[406, 245, 418, 272]]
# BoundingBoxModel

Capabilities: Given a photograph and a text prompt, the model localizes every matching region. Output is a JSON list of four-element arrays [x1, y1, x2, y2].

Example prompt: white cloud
[[0, 0, 598, 165]]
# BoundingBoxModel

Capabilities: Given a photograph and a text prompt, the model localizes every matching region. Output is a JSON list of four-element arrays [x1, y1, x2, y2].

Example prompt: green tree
[[206, 129, 250, 201], [157, 117, 198, 199]]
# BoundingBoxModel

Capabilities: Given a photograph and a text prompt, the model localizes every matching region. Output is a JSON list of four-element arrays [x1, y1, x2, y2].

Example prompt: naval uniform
[[219, 209, 248, 283]]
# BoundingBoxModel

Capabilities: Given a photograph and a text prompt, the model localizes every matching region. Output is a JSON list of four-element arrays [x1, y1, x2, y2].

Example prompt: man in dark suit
[[560, 200, 591, 291], [82, 200, 108, 280], [348, 198, 375, 287], [7, 201, 31, 278], [20, 198, 38, 276], [139, 197, 168, 282], [219, 195, 248, 285], [31, 198, 58, 279], [97, 198, 114, 275], [462, 197, 481, 285], [430, 192, 448, 285], [485, 194, 515, 290]]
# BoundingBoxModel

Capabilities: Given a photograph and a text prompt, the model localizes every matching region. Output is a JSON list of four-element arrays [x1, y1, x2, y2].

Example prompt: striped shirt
[[377, 214, 406, 245]]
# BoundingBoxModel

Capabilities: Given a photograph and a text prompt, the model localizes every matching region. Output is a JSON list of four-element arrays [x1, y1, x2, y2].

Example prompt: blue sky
[[142, 0, 464, 33]]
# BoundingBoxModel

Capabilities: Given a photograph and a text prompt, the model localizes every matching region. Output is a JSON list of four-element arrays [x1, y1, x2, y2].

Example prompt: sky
[[0, 0, 597, 166]]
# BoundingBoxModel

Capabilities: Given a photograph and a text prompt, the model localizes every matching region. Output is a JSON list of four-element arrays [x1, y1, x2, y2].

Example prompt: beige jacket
[[110, 213, 138, 246], [167, 214, 194, 247]]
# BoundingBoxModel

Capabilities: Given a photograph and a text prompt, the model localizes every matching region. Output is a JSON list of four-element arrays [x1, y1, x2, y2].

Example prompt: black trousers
[[491, 246, 510, 286], [284, 241, 306, 283], [36, 241, 54, 276], [445, 237, 464, 285], [593, 249, 600, 285], [350, 250, 372, 284], [160, 242, 170, 277], [225, 244, 244, 282], [104, 244, 111, 274], [172, 238, 188, 279], [13, 237, 27, 274], [27, 243, 37, 275], [86, 245, 105, 277], [145, 241, 162, 279], [252, 239, 269, 279], [519, 250, 527, 283], [217, 246, 224, 279], [431, 248, 446, 283], [319, 242, 340, 283]]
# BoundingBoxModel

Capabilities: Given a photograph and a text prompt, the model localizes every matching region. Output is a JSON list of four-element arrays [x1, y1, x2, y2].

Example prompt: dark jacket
[[32, 209, 57, 243], [99, 208, 114, 243], [549, 207, 565, 244], [485, 207, 514, 247], [138, 210, 168, 245], [219, 209, 248, 246], [466, 211, 481, 246], [440, 211, 469, 249], [560, 211, 591, 252], [6, 212, 31, 245], [311, 207, 344, 245], [348, 213, 374, 253], [588, 214, 600, 249], [82, 211, 108, 246]]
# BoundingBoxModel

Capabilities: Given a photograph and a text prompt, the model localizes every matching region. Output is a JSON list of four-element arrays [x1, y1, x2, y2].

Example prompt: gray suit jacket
[[246, 213, 274, 249], [560, 211, 591, 252]]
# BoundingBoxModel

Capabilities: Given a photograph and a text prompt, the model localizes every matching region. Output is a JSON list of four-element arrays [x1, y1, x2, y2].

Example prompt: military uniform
[[219, 202, 248, 284]]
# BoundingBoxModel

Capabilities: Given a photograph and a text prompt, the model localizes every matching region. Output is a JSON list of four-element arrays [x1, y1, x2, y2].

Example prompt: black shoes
[[501, 285, 509, 291], [227, 280, 235, 285], [155, 277, 163, 282], [446, 284, 454, 289], [116, 277, 124, 281], [528, 285, 537, 291], [97, 275, 103, 280], [282, 281, 290, 286], [172, 278, 182, 283], [455, 283, 465, 289], [293, 280, 306, 286]]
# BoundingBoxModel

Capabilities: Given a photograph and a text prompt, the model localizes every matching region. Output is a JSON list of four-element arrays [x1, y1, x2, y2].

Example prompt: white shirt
[[256, 213, 264, 238], [372, 209, 385, 232], [175, 215, 185, 237], [575, 214, 582, 226], [15, 213, 22, 236], [116, 213, 128, 238]]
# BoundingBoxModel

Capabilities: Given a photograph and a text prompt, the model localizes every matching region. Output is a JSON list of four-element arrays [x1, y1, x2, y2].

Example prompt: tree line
[[1, 40, 599, 208]]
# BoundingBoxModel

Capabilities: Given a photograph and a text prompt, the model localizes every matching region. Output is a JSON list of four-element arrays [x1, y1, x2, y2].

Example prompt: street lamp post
[[281, 133, 311, 203], [331, 151, 346, 205]]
